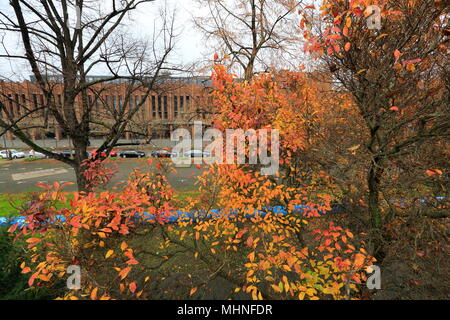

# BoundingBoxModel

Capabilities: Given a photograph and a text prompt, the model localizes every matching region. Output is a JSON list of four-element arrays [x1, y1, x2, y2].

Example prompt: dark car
[[118, 150, 146, 158], [151, 150, 172, 158]]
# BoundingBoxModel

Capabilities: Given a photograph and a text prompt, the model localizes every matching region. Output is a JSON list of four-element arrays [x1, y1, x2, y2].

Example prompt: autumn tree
[[8, 66, 376, 300], [193, 0, 303, 79], [0, 0, 176, 190], [301, 0, 449, 248]]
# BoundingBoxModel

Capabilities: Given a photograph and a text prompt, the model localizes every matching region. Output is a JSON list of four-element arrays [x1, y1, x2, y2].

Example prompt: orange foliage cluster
[[8, 66, 376, 300]]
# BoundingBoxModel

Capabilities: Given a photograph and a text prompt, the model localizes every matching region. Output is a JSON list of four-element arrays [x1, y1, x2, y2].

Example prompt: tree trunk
[[72, 137, 89, 192], [244, 59, 255, 80], [368, 160, 383, 230]]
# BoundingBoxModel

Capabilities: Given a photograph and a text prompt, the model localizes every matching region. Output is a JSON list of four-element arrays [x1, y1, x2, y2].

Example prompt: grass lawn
[[0, 194, 28, 217], [0, 188, 200, 218]]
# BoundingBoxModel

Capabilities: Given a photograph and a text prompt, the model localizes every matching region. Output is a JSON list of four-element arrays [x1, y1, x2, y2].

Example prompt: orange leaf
[[91, 287, 98, 300], [246, 236, 253, 248], [118, 266, 131, 280], [129, 281, 137, 293], [344, 42, 351, 51], [190, 287, 197, 296]]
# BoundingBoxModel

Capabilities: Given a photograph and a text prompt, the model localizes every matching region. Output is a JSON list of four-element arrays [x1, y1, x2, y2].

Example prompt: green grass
[[0, 193, 75, 217], [0, 194, 28, 217], [0, 188, 197, 218]]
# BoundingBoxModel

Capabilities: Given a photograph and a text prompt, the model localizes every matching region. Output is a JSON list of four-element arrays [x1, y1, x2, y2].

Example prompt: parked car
[[184, 150, 211, 157], [27, 150, 47, 158], [0, 149, 26, 159], [117, 150, 146, 158], [57, 149, 75, 158], [90, 149, 118, 158], [151, 150, 172, 158]]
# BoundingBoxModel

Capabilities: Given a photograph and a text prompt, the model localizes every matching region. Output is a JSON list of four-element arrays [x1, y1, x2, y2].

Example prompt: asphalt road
[[0, 158, 206, 193]]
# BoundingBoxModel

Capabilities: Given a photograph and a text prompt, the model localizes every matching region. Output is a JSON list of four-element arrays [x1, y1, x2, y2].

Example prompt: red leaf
[[246, 236, 253, 248]]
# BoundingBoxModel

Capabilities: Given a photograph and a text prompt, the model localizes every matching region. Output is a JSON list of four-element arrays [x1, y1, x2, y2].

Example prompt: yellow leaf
[[105, 250, 114, 259], [271, 284, 282, 293]]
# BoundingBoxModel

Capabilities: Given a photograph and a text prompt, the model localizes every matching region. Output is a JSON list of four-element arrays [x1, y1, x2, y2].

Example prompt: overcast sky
[[0, 0, 208, 81]]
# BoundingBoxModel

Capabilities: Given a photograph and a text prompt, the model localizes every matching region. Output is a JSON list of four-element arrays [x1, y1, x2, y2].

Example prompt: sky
[[0, 0, 313, 81], [0, 0, 209, 81]]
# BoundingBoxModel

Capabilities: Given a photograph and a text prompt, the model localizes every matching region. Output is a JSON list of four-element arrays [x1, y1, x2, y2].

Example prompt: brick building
[[0, 75, 214, 142]]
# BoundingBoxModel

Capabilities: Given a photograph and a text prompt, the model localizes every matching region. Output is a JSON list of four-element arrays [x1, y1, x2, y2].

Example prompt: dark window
[[152, 96, 156, 119], [22, 94, 27, 109], [174, 96, 178, 118], [95, 96, 99, 113], [15, 94, 20, 116], [33, 94, 38, 110], [163, 96, 168, 119], [39, 95, 44, 116], [158, 95, 162, 119], [180, 96, 184, 119], [7, 94, 13, 117]]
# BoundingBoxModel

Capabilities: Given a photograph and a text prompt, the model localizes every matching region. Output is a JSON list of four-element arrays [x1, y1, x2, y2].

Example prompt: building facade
[[0, 75, 214, 142]]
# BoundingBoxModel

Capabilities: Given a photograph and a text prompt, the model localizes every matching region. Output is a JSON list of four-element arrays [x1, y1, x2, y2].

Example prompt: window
[[95, 96, 99, 113], [22, 94, 27, 109], [180, 96, 184, 119], [7, 94, 13, 117], [186, 96, 191, 119], [33, 94, 38, 110], [158, 95, 162, 119], [152, 96, 156, 119], [15, 94, 20, 116], [39, 95, 44, 116], [163, 96, 168, 119], [174, 96, 178, 118]]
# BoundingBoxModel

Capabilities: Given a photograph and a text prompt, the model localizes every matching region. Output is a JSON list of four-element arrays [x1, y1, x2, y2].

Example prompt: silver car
[[27, 150, 47, 158], [0, 149, 26, 159]]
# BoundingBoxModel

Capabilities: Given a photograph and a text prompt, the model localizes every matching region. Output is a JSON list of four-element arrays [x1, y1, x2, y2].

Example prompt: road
[[0, 158, 206, 193]]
